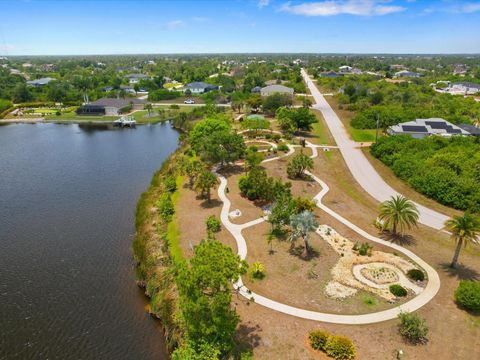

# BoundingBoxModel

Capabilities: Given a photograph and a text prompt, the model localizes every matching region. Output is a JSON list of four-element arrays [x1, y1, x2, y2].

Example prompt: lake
[[0, 123, 179, 360]]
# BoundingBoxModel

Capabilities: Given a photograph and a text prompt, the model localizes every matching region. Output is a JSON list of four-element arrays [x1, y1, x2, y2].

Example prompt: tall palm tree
[[445, 213, 480, 268], [378, 195, 419, 235], [289, 210, 319, 255]]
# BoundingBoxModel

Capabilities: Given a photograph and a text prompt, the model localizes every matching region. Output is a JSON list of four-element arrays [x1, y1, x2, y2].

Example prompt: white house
[[125, 73, 150, 84], [183, 82, 219, 94], [387, 118, 471, 139]]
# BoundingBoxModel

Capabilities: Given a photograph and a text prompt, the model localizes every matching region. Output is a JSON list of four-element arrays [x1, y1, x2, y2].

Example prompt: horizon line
[[4, 52, 480, 57]]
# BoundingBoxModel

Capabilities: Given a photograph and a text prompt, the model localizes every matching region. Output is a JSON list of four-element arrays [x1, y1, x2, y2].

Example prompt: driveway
[[301, 69, 450, 230]]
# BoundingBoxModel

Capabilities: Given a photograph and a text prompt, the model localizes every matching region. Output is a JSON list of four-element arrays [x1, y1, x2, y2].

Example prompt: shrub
[[455, 280, 480, 312], [250, 261, 265, 279], [398, 311, 429, 343], [164, 176, 177, 192], [325, 335, 356, 360], [309, 330, 329, 351], [407, 269, 425, 282], [287, 153, 314, 178], [157, 193, 174, 221], [358, 242, 372, 256], [277, 143, 289, 152], [389, 284, 407, 297], [206, 215, 221, 234]]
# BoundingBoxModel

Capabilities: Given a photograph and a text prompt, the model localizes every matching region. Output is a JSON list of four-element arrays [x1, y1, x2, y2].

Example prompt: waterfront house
[[76, 98, 146, 116]]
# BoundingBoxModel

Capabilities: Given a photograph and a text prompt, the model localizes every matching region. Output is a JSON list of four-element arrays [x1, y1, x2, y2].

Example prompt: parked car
[[184, 99, 195, 104]]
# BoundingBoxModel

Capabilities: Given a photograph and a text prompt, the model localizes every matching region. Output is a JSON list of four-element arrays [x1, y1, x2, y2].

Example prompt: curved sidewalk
[[301, 69, 449, 230], [216, 142, 440, 324]]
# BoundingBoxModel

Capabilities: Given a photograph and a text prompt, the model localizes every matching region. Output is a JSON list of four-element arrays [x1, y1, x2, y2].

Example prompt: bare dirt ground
[[175, 115, 480, 360]]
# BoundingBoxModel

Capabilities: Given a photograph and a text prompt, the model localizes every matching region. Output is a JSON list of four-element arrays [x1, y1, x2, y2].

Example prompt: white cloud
[[458, 3, 480, 13], [424, 1, 480, 15], [163, 20, 185, 30], [258, 0, 271, 8], [280, 0, 406, 16]]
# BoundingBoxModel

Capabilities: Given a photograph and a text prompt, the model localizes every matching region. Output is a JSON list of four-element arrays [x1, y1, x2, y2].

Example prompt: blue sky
[[1, 0, 480, 55]]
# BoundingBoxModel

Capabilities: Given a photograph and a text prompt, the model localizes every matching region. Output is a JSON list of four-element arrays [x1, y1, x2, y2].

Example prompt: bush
[[389, 284, 408, 297], [352, 242, 372, 256], [277, 143, 289, 152], [455, 280, 480, 312], [206, 215, 221, 234], [398, 311, 429, 343], [250, 261, 265, 279], [407, 269, 425, 282], [324, 335, 356, 360], [164, 176, 177, 193], [157, 193, 174, 221], [309, 330, 329, 351], [148, 89, 181, 101]]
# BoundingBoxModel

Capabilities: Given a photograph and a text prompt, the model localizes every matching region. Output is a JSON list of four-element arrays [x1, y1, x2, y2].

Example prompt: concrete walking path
[[215, 140, 440, 324], [301, 68, 450, 230]]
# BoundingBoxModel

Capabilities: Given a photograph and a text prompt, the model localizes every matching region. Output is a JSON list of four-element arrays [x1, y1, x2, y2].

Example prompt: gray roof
[[452, 82, 480, 90], [458, 124, 480, 136], [125, 73, 149, 79], [26, 77, 55, 86], [260, 84, 294, 94], [185, 82, 217, 90], [90, 97, 145, 108], [388, 118, 471, 137]]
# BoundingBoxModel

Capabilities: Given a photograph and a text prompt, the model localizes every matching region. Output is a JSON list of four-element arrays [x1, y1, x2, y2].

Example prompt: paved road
[[216, 141, 440, 324], [301, 69, 450, 230]]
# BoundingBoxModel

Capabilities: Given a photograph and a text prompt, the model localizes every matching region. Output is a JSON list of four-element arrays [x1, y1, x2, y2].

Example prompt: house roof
[[260, 85, 294, 94], [458, 124, 480, 136], [185, 82, 217, 90], [26, 77, 55, 86], [125, 73, 149, 79], [452, 82, 480, 90], [90, 97, 145, 108], [388, 118, 471, 136]]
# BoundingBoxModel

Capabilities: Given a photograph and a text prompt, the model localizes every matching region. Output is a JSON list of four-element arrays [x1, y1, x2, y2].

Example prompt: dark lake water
[[0, 123, 179, 360]]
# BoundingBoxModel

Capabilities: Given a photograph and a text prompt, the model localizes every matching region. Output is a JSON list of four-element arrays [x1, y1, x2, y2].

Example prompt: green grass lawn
[[348, 127, 378, 142], [32, 108, 59, 114], [167, 176, 185, 263], [311, 110, 335, 145]]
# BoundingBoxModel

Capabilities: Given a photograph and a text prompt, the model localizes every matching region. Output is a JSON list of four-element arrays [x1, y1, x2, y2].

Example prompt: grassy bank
[[132, 151, 185, 351]]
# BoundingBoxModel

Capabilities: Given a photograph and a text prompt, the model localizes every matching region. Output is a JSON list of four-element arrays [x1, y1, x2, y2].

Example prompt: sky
[[1, 0, 480, 55]]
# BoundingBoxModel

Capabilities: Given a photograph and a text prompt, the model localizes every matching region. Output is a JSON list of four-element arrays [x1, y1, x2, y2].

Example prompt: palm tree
[[445, 213, 480, 268], [289, 210, 319, 255], [194, 170, 218, 202], [378, 195, 419, 235], [145, 103, 153, 117]]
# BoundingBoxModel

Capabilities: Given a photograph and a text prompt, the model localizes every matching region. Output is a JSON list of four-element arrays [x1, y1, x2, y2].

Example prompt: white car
[[184, 99, 195, 104]]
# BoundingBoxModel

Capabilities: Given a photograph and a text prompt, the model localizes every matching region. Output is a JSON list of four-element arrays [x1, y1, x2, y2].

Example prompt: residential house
[[449, 82, 480, 95], [76, 98, 146, 116], [458, 124, 480, 137], [453, 64, 468, 76], [320, 70, 343, 78], [26, 77, 56, 87], [387, 118, 471, 139], [183, 82, 219, 94], [260, 85, 294, 97], [125, 73, 150, 84], [394, 70, 421, 78]]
